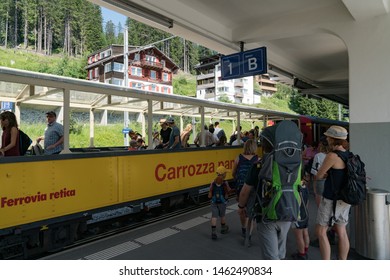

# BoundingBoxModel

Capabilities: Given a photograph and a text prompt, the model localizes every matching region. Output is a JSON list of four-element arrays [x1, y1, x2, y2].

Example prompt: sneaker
[[241, 228, 247, 238], [291, 252, 308, 260], [220, 225, 229, 234], [211, 233, 217, 240]]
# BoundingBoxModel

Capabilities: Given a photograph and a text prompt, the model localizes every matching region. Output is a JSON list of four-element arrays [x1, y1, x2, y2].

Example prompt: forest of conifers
[[0, 0, 215, 74]]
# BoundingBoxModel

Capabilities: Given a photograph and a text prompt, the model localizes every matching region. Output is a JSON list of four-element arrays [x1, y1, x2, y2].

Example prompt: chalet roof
[[86, 44, 179, 72]]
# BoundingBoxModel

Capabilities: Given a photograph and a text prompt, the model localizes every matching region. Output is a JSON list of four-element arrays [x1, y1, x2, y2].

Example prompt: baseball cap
[[216, 166, 227, 175], [166, 117, 175, 123], [46, 111, 56, 117]]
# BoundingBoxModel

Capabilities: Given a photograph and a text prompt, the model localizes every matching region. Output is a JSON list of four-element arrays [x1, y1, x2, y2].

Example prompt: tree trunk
[[23, 8, 28, 48], [14, 0, 18, 47], [37, 6, 42, 52], [44, 12, 46, 54], [5, 11, 9, 47]]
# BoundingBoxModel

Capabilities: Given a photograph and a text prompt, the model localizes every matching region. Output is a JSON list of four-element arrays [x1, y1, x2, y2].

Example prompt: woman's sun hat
[[324, 125, 348, 140]]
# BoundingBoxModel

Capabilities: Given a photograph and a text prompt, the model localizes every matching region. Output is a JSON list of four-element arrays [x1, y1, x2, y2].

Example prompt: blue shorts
[[211, 202, 227, 218]]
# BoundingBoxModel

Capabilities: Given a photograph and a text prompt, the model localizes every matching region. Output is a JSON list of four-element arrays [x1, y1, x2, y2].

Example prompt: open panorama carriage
[[0, 67, 347, 259]]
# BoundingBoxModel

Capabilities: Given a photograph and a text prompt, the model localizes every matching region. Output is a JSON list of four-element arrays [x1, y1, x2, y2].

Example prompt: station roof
[[0, 67, 298, 122], [90, 0, 390, 107]]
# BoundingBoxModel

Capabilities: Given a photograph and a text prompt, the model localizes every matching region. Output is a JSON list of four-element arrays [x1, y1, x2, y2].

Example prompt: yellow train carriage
[[0, 147, 241, 238]]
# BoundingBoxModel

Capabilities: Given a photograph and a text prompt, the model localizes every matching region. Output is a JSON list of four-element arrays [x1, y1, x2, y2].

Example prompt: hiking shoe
[[241, 228, 247, 238], [291, 252, 308, 260], [310, 239, 319, 247], [244, 235, 252, 247], [211, 233, 217, 240], [220, 225, 229, 234]]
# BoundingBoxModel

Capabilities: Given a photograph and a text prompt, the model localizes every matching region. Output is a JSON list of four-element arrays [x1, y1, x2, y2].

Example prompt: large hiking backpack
[[252, 120, 305, 223], [334, 150, 367, 205]]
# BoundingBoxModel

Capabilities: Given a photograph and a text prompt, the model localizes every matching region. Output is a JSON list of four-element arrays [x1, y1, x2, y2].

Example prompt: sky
[[101, 7, 127, 31]]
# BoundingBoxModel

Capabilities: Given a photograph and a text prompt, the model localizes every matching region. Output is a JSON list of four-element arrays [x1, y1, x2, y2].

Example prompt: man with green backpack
[[238, 120, 305, 259]]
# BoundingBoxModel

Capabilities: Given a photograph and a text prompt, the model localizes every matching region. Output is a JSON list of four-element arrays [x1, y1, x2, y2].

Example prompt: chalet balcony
[[140, 59, 163, 70], [234, 92, 244, 98], [197, 82, 215, 90], [197, 72, 215, 80]]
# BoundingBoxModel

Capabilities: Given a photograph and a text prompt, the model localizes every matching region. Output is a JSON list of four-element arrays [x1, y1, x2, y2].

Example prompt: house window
[[113, 62, 124, 72], [104, 62, 111, 73], [162, 86, 169, 93], [146, 55, 156, 62], [150, 84, 157, 92], [88, 70, 93, 80], [218, 86, 229, 93], [134, 53, 140, 61], [163, 73, 169, 82], [150, 70, 157, 80], [131, 67, 142, 76], [161, 60, 166, 68], [94, 67, 99, 77], [112, 78, 123, 86]]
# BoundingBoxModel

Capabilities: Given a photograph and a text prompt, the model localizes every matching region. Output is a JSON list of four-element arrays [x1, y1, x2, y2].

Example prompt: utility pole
[[124, 27, 129, 146]]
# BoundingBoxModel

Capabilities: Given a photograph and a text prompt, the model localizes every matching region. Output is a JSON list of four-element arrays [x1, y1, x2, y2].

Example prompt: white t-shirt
[[311, 152, 326, 176]]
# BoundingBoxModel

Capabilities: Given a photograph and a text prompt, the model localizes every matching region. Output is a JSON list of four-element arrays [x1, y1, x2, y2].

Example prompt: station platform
[[42, 193, 367, 260]]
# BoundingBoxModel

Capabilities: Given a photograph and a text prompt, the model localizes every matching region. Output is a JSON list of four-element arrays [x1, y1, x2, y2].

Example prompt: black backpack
[[334, 150, 367, 205], [19, 130, 32, 155]]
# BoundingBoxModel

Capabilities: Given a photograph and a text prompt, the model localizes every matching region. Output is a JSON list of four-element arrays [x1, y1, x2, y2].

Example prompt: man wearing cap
[[315, 125, 350, 260], [166, 117, 181, 150], [37, 111, 64, 155], [157, 119, 171, 149]]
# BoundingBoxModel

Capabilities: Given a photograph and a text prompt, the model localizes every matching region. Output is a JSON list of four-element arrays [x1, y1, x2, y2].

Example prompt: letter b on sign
[[248, 57, 257, 71]]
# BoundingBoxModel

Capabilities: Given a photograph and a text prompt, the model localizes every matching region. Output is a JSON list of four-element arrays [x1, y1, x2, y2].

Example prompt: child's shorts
[[211, 202, 227, 218]]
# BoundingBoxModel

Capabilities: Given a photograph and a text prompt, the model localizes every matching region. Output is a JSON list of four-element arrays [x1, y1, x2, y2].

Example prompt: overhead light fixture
[[102, 0, 173, 28]]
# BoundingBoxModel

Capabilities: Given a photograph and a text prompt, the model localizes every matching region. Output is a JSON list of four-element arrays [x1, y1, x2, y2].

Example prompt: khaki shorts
[[316, 197, 351, 226]]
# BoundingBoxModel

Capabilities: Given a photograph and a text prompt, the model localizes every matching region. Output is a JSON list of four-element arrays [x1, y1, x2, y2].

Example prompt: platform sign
[[1, 101, 14, 111], [221, 46, 267, 80], [122, 128, 130, 134]]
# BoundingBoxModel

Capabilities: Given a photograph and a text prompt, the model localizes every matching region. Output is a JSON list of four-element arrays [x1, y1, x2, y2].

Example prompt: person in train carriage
[[0, 111, 20, 156], [208, 166, 233, 240], [180, 123, 192, 148], [194, 125, 217, 147], [152, 130, 160, 149], [37, 111, 64, 155], [128, 139, 138, 151], [128, 129, 138, 141], [213, 121, 226, 141], [136, 137, 146, 150], [208, 124, 220, 146], [166, 117, 181, 149], [156, 118, 171, 149]]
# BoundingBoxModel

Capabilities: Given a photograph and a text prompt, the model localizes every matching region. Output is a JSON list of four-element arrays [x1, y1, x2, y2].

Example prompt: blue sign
[[221, 47, 267, 80], [1, 101, 14, 111], [122, 128, 130, 134]]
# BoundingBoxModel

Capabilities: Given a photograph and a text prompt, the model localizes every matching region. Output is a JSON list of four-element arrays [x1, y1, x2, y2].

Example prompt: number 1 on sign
[[228, 63, 233, 75]]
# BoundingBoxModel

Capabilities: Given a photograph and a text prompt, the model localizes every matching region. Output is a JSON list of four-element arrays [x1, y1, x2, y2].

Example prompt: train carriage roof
[[0, 67, 298, 122]]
